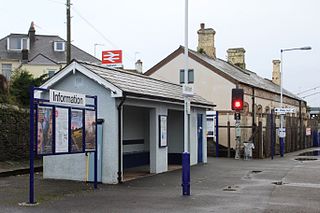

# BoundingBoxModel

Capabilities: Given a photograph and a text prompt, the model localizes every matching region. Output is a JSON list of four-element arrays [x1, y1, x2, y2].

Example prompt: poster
[[206, 117, 214, 138], [55, 108, 69, 153], [85, 110, 96, 151], [37, 106, 53, 155], [159, 115, 167, 147], [71, 109, 83, 152]]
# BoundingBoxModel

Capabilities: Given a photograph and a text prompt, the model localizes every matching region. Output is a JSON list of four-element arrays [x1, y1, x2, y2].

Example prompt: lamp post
[[279, 46, 311, 157], [182, 0, 192, 196], [94, 43, 104, 58]]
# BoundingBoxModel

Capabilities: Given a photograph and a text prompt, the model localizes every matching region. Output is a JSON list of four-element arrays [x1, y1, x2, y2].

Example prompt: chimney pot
[[227, 48, 246, 69], [197, 23, 216, 59], [272, 59, 281, 85], [21, 49, 28, 63], [135, 59, 143, 73], [28, 21, 36, 44]]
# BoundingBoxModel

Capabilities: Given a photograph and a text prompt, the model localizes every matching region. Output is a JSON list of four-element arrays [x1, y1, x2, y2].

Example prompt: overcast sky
[[1, 0, 319, 106]]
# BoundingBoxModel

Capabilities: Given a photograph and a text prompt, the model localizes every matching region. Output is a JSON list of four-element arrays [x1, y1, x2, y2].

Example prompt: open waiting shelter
[[39, 60, 214, 184]]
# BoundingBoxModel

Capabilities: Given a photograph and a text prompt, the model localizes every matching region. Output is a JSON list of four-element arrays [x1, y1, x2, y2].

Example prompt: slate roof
[[146, 46, 303, 102], [0, 34, 100, 65], [79, 61, 214, 107], [188, 48, 302, 100]]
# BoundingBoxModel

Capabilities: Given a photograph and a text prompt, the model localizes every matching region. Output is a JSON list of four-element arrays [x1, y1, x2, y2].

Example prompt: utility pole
[[66, 0, 71, 64]]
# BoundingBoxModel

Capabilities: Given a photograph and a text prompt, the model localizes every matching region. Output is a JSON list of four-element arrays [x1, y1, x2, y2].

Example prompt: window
[[2, 64, 12, 80], [179, 69, 194, 84], [7, 37, 29, 50], [54, 41, 65, 52], [48, 70, 56, 78]]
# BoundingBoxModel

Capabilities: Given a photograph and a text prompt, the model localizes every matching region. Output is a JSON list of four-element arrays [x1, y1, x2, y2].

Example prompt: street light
[[182, 0, 191, 196], [94, 43, 104, 58], [279, 46, 312, 157]]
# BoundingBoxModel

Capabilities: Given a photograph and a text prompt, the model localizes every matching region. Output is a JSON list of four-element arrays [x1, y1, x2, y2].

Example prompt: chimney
[[197, 23, 216, 59], [28, 21, 36, 43], [272, 60, 281, 85], [21, 49, 28, 63], [135, 59, 143, 73], [227, 48, 246, 69]]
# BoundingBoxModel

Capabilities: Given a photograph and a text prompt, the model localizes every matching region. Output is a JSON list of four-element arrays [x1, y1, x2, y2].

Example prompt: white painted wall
[[149, 106, 168, 173], [148, 53, 235, 111], [43, 71, 119, 184], [123, 106, 149, 153], [167, 110, 183, 153]]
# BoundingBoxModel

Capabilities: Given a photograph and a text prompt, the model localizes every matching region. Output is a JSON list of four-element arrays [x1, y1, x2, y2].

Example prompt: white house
[[145, 23, 307, 157]]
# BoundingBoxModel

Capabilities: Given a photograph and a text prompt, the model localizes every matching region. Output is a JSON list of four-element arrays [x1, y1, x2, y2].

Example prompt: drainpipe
[[252, 87, 256, 135], [117, 94, 126, 183], [299, 100, 303, 149]]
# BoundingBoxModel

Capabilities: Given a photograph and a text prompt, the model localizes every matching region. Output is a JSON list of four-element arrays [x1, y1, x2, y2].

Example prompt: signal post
[[232, 88, 244, 159]]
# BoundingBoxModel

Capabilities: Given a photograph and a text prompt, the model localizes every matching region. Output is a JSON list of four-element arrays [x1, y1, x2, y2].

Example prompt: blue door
[[88, 122, 103, 182], [197, 114, 203, 163]]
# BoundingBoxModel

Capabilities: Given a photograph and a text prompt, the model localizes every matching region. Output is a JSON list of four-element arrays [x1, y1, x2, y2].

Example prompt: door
[[197, 114, 203, 163], [87, 120, 103, 182]]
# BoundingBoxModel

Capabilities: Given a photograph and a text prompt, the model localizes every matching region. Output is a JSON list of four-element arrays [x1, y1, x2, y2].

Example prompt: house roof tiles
[[80, 61, 214, 107], [0, 34, 100, 65], [146, 46, 303, 102]]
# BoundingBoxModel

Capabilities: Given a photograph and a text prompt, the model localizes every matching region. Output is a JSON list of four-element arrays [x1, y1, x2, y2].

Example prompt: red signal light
[[231, 88, 244, 111], [233, 100, 243, 110]]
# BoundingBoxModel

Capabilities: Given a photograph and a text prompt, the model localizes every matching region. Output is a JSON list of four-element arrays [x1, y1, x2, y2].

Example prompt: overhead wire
[[296, 85, 320, 95], [71, 5, 137, 64], [45, 0, 65, 5], [71, 6, 119, 49], [302, 91, 320, 99]]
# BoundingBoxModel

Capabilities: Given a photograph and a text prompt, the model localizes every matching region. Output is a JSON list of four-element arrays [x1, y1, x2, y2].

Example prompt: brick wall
[[0, 104, 30, 161]]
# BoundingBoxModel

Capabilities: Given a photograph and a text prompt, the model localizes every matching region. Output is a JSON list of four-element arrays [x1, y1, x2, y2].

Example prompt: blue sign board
[[29, 87, 98, 204]]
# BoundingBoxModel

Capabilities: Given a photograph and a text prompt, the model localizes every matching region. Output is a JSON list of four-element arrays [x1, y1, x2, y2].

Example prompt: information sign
[[49, 89, 86, 107], [278, 127, 286, 138], [306, 127, 311, 136], [183, 84, 194, 97], [29, 87, 98, 204], [275, 108, 295, 114]]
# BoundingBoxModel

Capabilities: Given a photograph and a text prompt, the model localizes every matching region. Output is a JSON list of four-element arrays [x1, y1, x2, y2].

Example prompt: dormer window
[[7, 37, 29, 51], [54, 41, 65, 52]]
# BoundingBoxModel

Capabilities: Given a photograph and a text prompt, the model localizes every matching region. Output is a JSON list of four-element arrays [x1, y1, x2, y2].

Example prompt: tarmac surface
[[1, 149, 320, 213]]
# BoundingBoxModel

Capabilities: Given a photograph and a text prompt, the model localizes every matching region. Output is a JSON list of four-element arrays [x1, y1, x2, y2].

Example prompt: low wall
[[0, 104, 30, 161]]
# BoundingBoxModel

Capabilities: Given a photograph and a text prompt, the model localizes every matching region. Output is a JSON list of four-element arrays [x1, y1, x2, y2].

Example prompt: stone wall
[[0, 104, 30, 161]]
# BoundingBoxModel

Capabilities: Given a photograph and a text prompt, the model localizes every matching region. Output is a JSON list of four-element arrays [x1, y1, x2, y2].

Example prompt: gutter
[[124, 93, 215, 109], [252, 87, 256, 135], [117, 94, 126, 183]]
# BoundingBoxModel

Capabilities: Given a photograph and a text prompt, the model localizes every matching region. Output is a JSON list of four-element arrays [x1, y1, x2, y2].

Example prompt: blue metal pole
[[280, 137, 284, 157], [94, 96, 98, 189], [182, 152, 190, 195], [215, 111, 219, 157], [29, 86, 35, 204]]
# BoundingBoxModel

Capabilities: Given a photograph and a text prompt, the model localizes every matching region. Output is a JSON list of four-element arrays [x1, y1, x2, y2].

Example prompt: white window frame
[[7, 37, 29, 51], [54, 41, 65, 52], [47, 69, 56, 78], [1, 63, 13, 80]]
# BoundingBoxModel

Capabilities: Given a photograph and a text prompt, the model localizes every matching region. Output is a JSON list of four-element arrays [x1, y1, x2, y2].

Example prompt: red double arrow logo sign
[[102, 50, 122, 64]]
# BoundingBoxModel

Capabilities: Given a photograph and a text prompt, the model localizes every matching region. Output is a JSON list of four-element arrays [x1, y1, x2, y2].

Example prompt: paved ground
[[1, 148, 320, 213]]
